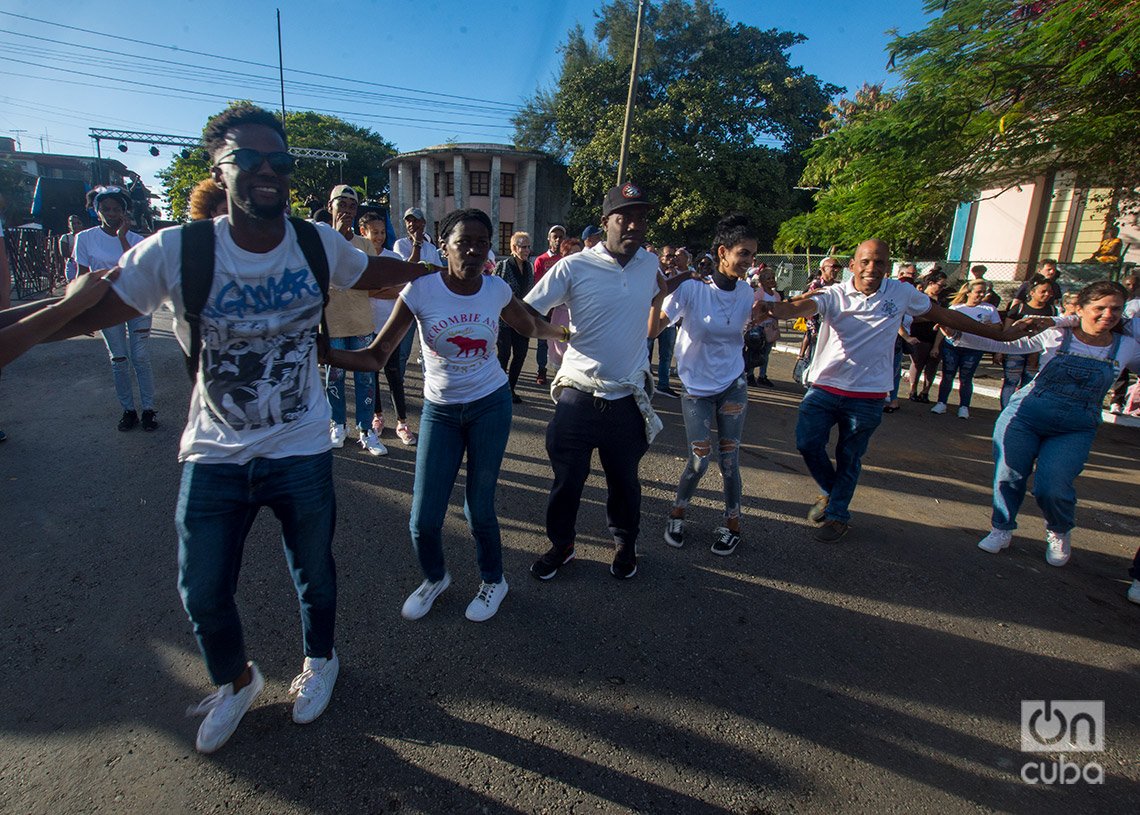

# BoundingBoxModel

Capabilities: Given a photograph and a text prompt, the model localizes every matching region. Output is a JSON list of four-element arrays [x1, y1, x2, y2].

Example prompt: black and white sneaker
[[117, 410, 139, 432], [610, 558, 638, 579], [711, 527, 740, 556], [530, 547, 575, 581], [664, 517, 685, 548]]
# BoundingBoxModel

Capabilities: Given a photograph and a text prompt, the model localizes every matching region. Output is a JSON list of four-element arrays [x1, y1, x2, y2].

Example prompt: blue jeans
[[176, 452, 337, 686], [536, 339, 548, 373], [1001, 354, 1034, 408], [326, 334, 375, 429], [675, 376, 749, 520], [397, 326, 416, 379], [936, 343, 984, 407], [410, 384, 513, 583], [101, 315, 155, 412], [889, 344, 904, 402], [795, 387, 885, 524], [648, 325, 677, 389]]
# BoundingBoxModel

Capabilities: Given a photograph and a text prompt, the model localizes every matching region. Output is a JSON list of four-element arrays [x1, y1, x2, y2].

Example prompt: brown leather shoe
[[814, 520, 849, 543]]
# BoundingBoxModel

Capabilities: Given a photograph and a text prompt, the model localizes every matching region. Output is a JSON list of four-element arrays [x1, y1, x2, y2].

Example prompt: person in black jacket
[[494, 230, 534, 403]]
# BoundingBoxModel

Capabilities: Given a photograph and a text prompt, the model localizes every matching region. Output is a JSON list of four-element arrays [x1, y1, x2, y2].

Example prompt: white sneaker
[[664, 516, 685, 548], [289, 649, 339, 724], [401, 573, 451, 620], [359, 429, 388, 456], [395, 421, 417, 445], [930, 402, 947, 415], [1109, 403, 1123, 415], [187, 662, 265, 754], [1045, 530, 1071, 566], [1128, 580, 1140, 605], [957, 406, 970, 419], [465, 579, 508, 622], [330, 424, 347, 448], [977, 527, 1012, 553]]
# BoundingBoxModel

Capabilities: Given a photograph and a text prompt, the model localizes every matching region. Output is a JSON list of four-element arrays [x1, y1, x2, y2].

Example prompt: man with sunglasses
[[6, 103, 434, 754]]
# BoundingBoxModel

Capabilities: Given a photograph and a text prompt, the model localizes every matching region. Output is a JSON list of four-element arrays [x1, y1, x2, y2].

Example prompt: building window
[[469, 171, 490, 197], [445, 173, 455, 196], [499, 222, 514, 256], [433, 173, 440, 197], [412, 176, 421, 203], [501, 173, 515, 197]]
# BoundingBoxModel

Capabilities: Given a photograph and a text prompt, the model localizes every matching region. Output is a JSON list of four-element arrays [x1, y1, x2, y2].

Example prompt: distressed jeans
[[101, 315, 155, 412], [675, 376, 749, 520]]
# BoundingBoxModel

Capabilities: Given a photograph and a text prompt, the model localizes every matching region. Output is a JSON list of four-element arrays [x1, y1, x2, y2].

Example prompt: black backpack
[[179, 216, 330, 381]]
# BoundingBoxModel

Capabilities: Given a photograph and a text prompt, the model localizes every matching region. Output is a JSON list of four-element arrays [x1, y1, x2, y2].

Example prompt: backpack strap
[[289, 216, 331, 337], [179, 219, 217, 381]]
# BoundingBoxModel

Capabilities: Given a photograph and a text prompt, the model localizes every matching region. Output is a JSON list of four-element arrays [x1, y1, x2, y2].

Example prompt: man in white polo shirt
[[758, 239, 1014, 542], [525, 182, 667, 580]]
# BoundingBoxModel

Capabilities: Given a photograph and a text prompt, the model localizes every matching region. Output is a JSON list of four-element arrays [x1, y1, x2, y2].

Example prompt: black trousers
[[544, 388, 650, 563], [497, 326, 529, 393]]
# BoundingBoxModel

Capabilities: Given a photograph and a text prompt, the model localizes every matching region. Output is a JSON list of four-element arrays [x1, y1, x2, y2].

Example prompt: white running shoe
[[1045, 530, 1071, 567], [957, 406, 970, 419], [977, 527, 1012, 553], [188, 662, 265, 754], [401, 573, 451, 620], [330, 424, 347, 448], [395, 421, 417, 445], [359, 429, 388, 456], [465, 579, 508, 622], [1128, 580, 1140, 605], [289, 650, 340, 724], [930, 402, 947, 415]]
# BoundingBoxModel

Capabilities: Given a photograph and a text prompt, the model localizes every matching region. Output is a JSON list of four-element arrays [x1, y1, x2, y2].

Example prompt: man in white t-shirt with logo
[[525, 182, 667, 581], [757, 239, 1013, 542], [14, 104, 431, 754]]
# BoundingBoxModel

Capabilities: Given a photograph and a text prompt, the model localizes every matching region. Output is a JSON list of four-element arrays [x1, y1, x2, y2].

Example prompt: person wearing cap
[[531, 225, 567, 385], [323, 185, 384, 454], [393, 207, 443, 269], [581, 225, 603, 249], [525, 182, 673, 581], [73, 187, 157, 432]]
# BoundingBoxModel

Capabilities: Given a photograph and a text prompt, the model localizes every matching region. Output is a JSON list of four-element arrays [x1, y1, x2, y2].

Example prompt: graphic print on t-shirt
[[423, 312, 498, 374], [199, 264, 323, 430]]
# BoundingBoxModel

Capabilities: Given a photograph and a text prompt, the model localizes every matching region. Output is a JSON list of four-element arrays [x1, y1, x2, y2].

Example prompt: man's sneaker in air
[[118, 410, 139, 432], [957, 406, 970, 419], [930, 402, 947, 415], [395, 421, 417, 445], [330, 423, 347, 448], [187, 662, 265, 754], [610, 557, 638, 579], [1045, 530, 1071, 567], [465, 579, 508, 622], [977, 527, 1012, 553], [401, 573, 451, 620], [807, 495, 829, 524], [530, 547, 575, 581], [1128, 580, 1140, 605], [814, 519, 849, 543], [711, 527, 740, 556], [289, 650, 339, 724], [359, 429, 388, 456], [664, 517, 685, 548], [656, 386, 680, 399], [141, 409, 159, 431]]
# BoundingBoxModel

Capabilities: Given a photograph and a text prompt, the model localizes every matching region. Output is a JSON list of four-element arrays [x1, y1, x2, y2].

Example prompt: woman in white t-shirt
[[650, 214, 759, 557], [324, 208, 566, 623], [931, 280, 1001, 419]]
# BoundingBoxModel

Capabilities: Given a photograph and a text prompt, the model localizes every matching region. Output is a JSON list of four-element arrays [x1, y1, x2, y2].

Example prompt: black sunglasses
[[215, 148, 296, 175]]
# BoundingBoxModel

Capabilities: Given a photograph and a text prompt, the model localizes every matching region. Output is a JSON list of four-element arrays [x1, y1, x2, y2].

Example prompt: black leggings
[[374, 353, 408, 421], [497, 326, 529, 393]]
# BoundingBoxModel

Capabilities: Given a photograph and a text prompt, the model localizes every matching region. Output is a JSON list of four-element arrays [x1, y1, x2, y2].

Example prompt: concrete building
[[384, 143, 571, 255]]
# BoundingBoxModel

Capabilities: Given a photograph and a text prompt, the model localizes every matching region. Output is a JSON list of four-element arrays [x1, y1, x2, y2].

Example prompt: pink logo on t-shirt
[[446, 335, 488, 357]]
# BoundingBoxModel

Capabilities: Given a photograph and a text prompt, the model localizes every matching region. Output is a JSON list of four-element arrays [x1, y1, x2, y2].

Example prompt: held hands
[[1007, 316, 1055, 339], [61, 267, 118, 311]]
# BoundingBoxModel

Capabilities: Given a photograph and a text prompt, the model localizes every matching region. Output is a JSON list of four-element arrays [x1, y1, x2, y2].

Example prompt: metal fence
[[7, 227, 64, 301]]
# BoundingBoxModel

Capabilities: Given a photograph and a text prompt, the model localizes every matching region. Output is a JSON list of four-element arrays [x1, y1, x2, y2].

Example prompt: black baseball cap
[[581, 225, 603, 240], [602, 181, 653, 216]]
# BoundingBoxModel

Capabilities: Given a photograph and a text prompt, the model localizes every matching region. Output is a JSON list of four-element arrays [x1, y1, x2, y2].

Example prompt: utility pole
[[11, 129, 26, 151], [615, 0, 646, 185], [277, 9, 288, 141]]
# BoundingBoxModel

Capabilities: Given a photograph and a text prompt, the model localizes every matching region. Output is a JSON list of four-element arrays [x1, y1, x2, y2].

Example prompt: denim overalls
[[991, 331, 1122, 533]]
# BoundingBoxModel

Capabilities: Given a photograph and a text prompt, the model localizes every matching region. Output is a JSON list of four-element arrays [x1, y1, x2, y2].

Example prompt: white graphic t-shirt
[[399, 273, 511, 405], [112, 217, 369, 463], [73, 226, 144, 272]]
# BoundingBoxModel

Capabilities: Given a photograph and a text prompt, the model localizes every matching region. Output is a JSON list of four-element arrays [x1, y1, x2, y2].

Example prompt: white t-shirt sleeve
[[813, 287, 838, 321], [317, 225, 368, 289], [72, 231, 92, 268], [525, 263, 571, 312], [662, 280, 692, 326], [112, 232, 177, 316], [905, 286, 934, 317]]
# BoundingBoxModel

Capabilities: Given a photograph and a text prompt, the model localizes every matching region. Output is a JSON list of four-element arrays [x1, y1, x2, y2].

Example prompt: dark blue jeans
[[410, 384, 513, 584], [176, 452, 337, 686], [647, 325, 677, 389], [795, 387, 885, 524], [937, 342, 984, 407]]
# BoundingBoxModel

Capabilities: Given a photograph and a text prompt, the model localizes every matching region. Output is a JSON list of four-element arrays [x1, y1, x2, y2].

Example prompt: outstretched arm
[[756, 297, 818, 321], [500, 297, 568, 341], [322, 300, 414, 372], [925, 302, 1017, 341], [352, 256, 435, 291], [0, 272, 116, 366]]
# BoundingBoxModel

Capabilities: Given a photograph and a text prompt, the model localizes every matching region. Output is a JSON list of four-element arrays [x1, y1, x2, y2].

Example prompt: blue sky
[[0, 0, 933, 204]]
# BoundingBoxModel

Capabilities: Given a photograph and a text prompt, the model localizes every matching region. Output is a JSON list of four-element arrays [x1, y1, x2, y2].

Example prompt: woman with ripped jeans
[[650, 214, 759, 556]]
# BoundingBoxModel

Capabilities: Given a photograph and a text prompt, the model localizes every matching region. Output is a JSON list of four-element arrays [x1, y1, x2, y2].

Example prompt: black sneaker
[[610, 557, 638, 580], [118, 410, 139, 432], [530, 547, 575, 581], [664, 517, 685, 548], [656, 386, 679, 399], [711, 527, 740, 556], [814, 519, 849, 543], [758, 377, 775, 388], [746, 374, 757, 386], [511, 393, 523, 404], [141, 410, 159, 431], [0, 429, 6, 442]]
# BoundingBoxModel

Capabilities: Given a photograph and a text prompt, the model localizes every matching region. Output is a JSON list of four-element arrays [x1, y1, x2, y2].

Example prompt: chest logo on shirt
[[426, 314, 499, 373], [879, 300, 899, 317], [447, 335, 488, 357]]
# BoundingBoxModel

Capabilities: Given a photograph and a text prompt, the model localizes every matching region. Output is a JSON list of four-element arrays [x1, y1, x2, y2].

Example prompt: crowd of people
[[1, 102, 1137, 757]]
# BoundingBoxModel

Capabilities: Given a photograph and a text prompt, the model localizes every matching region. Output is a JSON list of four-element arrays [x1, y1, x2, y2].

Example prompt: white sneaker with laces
[[465, 579, 509, 622], [957, 405, 970, 419], [1128, 580, 1140, 605], [930, 402, 947, 415], [289, 650, 340, 724], [977, 527, 1012, 553], [664, 516, 685, 548], [1045, 530, 1071, 566], [395, 421, 417, 445], [401, 573, 451, 620], [330, 424, 347, 448], [359, 429, 388, 456], [187, 662, 265, 754]]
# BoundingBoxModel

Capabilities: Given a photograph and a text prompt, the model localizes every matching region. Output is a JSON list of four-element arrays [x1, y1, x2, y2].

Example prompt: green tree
[[513, 0, 838, 249], [158, 104, 397, 221], [777, 0, 1140, 255]]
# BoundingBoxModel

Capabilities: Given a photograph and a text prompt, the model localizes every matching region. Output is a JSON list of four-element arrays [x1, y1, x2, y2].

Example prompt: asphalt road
[[1, 312, 1137, 814]]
